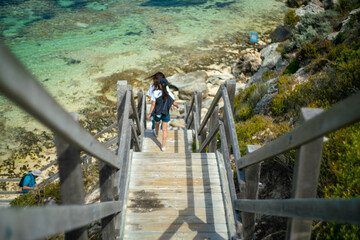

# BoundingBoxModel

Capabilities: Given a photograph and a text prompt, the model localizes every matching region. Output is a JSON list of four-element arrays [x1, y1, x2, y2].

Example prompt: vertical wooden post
[[208, 105, 219, 152], [184, 102, 189, 129], [99, 161, 115, 240], [55, 113, 88, 240], [286, 108, 324, 240], [116, 83, 133, 239], [242, 145, 261, 240], [223, 80, 236, 154], [200, 124, 207, 153]]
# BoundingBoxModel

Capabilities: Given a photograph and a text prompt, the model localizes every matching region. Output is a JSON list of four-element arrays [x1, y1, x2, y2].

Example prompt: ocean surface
[[0, 0, 287, 160]]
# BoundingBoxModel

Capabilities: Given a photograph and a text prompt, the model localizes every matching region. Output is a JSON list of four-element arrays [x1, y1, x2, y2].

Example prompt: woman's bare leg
[[161, 122, 168, 149], [155, 122, 160, 136]]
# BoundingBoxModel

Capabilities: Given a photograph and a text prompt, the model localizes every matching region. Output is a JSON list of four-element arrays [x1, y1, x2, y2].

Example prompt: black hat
[[160, 78, 168, 85]]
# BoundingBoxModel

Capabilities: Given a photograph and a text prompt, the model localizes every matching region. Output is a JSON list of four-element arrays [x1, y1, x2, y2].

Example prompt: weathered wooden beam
[[223, 80, 236, 154], [93, 122, 118, 139], [130, 121, 141, 152], [198, 122, 220, 153], [0, 44, 119, 170], [55, 112, 88, 240], [240, 93, 360, 169], [0, 201, 122, 240], [137, 90, 145, 150], [242, 145, 261, 240], [208, 105, 219, 152], [130, 90, 141, 135], [234, 198, 360, 225], [0, 191, 22, 194], [221, 85, 242, 190], [286, 108, 324, 240], [219, 120, 237, 204], [0, 179, 20, 182], [198, 87, 222, 134], [215, 150, 237, 239], [185, 96, 195, 123]]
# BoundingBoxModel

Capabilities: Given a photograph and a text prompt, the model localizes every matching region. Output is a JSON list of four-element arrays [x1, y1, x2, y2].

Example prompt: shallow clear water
[[0, 0, 287, 158]]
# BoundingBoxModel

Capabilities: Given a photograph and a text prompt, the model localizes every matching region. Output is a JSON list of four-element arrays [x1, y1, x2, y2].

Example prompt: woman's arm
[[173, 101, 180, 109], [148, 101, 156, 120]]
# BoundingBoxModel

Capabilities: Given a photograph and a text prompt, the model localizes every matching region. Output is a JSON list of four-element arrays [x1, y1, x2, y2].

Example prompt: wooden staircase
[[122, 128, 231, 239]]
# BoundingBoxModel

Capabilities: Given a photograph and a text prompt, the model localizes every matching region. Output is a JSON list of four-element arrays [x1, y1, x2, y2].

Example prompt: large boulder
[[295, 2, 325, 16], [231, 51, 261, 77], [287, 0, 308, 7], [167, 71, 208, 100], [269, 25, 292, 43], [260, 43, 282, 70]]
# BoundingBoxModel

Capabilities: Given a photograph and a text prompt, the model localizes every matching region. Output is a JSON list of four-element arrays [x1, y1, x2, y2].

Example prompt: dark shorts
[[154, 114, 170, 123]]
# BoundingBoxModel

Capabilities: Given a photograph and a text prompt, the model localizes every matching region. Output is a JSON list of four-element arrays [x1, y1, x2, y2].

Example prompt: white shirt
[[151, 88, 175, 101]]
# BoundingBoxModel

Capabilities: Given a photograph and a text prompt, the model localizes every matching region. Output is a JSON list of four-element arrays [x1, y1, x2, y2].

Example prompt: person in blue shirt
[[22, 169, 42, 193]]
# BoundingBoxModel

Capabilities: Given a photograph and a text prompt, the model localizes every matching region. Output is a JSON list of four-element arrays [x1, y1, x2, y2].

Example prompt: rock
[[340, 8, 360, 32], [235, 82, 246, 96], [260, 43, 282, 70], [327, 32, 339, 41], [295, 2, 325, 17], [254, 78, 278, 115], [170, 119, 184, 128], [246, 67, 270, 87], [323, 0, 338, 9], [202, 97, 213, 109], [310, 0, 322, 6], [167, 71, 208, 100], [287, 0, 308, 8], [231, 51, 262, 77], [207, 84, 219, 97], [206, 74, 232, 85], [269, 25, 292, 43]]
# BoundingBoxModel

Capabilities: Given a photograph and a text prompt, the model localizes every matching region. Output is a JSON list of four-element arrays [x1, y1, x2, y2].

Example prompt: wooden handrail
[[234, 198, 360, 225], [185, 95, 195, 123], [130, 90, 142, 135], [198, 87, 222, 135], [239, 92, 360, 169], [0, 201, 122, 240], [0, 44, 119, 170], [130, 121, 141, 152], [198, 121, 220, 153], [93, 122, 118, 139]]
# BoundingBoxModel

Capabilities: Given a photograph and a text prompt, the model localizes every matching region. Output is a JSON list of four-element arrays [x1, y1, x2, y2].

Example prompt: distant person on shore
[[148, 77, 179, 151], [145, 72, 173, 136], [20, 169, 42, 193]]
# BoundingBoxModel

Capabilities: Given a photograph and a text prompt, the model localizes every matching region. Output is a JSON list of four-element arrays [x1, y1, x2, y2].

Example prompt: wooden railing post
[[242, 145, 261, 240], [55, 113, 88, 240], [286, 108, 324, 240], [116, 82, 133, 239], [223, 80, 236, 154], [208, 105, 219, 152]]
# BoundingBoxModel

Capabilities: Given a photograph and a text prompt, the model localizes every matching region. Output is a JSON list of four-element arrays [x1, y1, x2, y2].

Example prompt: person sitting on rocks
[[22, 169, 42, 193]]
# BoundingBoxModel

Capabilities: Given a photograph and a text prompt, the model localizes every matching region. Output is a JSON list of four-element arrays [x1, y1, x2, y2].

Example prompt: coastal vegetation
[[233, 0, 360, 238]]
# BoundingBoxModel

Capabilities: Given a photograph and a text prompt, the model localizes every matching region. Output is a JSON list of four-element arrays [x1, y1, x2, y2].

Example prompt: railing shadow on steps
[[185, 80, 360, 240], [0, 42, 145, 239]]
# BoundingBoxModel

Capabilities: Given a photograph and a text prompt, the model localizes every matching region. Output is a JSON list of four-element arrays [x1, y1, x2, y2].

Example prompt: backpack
[[18, 173, 33, 187]]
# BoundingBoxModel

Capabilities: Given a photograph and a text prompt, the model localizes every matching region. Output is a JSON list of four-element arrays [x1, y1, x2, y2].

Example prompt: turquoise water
[[0, 0, 287, 158]]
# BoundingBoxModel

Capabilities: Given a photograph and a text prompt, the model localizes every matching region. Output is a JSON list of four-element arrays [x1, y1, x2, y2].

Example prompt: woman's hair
[[161, 81, 169, 100], [145, 72, 165, 90]]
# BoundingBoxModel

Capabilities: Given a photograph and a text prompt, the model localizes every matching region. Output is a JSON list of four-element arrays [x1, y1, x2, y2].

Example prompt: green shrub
[[299, 42, 318, 59], [262, 71, 277, 81], [235, 115, 289, 155], [10, 182, 60, 207], [284, 10, 300, 27], [336, 0, 360, 15], [283, 58, 300, 74], [287, 11, 334, 50], [272, 94, 288, 115], [314, 123, 360, 239], [234, 84, 268, 121]]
